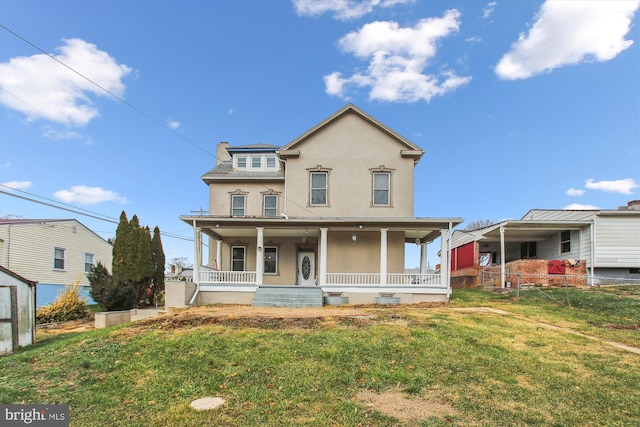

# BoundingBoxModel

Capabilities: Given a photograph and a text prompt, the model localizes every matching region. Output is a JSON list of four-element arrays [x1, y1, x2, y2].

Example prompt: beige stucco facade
[[179, 104, 462, 306]]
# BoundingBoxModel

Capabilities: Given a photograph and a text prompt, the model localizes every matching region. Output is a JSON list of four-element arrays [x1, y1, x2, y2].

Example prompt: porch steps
[[252, 286, 323, 308]]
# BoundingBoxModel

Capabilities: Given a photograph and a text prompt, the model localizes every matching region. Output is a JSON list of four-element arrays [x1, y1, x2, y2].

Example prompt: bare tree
[[464, 219, 495, 231]]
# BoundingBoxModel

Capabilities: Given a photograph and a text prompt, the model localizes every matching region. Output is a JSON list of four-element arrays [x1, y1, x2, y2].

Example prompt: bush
[[88, 262, 136, 311], [36, 280, 89, 324]]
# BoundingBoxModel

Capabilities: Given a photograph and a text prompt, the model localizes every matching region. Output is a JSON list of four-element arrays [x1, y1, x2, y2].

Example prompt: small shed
[[0, 265, 37, 354]]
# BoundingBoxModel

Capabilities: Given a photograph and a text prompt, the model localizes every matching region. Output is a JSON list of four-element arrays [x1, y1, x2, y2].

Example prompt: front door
[[297, 251, 315, 286]]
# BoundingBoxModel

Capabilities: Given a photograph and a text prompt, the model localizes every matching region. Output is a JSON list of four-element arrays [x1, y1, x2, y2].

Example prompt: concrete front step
[[252, 286, 323, 308]]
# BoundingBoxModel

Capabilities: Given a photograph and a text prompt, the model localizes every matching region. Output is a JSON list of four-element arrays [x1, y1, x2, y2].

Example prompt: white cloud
[[53, 185, 128, 205], [324, 10, 471, 102], [563, 203, 599, 210], [465, 36, 482, 43], [495, 1, 640, 80], [566, 188, 585, 196], [166, 120, 180, 130], [42, 127, 84, 141], [1, 180, 32, 191], [0, 38, 132, 126], [585, 178, 638, 195], [292, 0, 414, 20], [483, 2, 497, 19]]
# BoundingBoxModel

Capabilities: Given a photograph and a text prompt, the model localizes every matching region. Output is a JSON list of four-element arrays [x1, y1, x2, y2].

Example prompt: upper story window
[[54, 247, 66, 270], [372, 172, 390, 206], [231, 194, 246, 216], [234, 154, 278, 170], [263, 194, 278, 217], [236, 156, 247, 168], [310, 171, 328, 206], [560, 230, 571, 253], [84, 253, 95, 273]]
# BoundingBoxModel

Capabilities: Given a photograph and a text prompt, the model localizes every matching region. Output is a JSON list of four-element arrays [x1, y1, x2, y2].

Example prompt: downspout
[[447, 222, 452, 301], [278, 157, 288, 216]]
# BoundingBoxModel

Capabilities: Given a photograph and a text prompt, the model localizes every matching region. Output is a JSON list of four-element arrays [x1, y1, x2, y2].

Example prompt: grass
[[1, 287, 639, 426]]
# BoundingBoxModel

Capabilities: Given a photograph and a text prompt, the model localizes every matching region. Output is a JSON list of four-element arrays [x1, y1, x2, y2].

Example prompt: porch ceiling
[[478, 220, 592, 242], [180, 215, 462, 243]]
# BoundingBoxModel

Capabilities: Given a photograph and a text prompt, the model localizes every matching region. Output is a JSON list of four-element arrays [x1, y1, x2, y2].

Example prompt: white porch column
[[380, 228, 388, 286], [500, 225, 506, 288], [216, 239, 222, 270], [420, 242, 427, 274], [440, 229, 449, 289], [256, 227, 264, 286], [319, 228, 328, 286], [193, 222, 201, 285]]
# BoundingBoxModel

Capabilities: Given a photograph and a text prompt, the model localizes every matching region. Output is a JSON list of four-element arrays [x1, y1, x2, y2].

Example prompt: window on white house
[[561, 231, 571, 253], [231, 194, 246, 216], [236, 156, 247, 169], [520, 242, 537, 259], [373, 172, 390, 206], [310, 172, 327, 206], [231, 246, 246, 271], [251, 157, 262, 168], [264, 247, 278, 274], [84, 253, 94, 273], [263, 194, 278, 217], [266, 156, 277, 168], [54, 247, 66, 270]]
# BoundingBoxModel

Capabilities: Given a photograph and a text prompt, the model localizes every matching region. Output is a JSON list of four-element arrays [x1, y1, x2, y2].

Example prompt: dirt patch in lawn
[[356, 389, 461, 425]]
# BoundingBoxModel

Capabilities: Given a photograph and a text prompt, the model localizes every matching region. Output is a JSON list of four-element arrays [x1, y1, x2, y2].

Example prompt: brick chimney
[[627, 200, 640, 210], [216, 141, 231, 165]]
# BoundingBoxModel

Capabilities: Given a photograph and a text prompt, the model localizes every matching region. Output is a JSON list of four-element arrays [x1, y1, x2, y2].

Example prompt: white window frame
[[251, 156, 262, 168], [54, 247, 66, 270], [235, 156, 247, 169], [264, 246, 278, 275], [84, 253, 94, 273], [263, 194, 278, 217], [372, 172, 391, 206], [310, 171, 328, 206], [231, 194, 246, 217], [266, 156, 277, 169], [231, 246, 246, 272]]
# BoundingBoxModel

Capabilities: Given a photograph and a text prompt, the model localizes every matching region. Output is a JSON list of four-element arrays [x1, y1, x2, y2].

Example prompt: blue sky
[[1, 0, 639, 269]]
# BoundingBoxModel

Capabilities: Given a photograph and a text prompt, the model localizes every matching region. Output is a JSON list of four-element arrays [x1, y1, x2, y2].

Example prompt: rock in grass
[[190, 397, 225, 411]]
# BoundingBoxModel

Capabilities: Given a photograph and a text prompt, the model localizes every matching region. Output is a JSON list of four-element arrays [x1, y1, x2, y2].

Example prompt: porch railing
[[198, 270, 444, 287], [199, 270, 256, 285]]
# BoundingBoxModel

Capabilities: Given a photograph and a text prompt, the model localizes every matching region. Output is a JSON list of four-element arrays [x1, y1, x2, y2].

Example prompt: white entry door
[[297, 251, 315, 286]]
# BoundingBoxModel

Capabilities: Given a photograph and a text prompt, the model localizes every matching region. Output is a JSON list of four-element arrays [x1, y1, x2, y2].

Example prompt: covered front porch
[[180, 216, 462, 306]]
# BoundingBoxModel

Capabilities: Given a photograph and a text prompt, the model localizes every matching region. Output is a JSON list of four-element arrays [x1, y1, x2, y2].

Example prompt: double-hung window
[[54, 247, 66, 270], [560, 231, 571, 253], [231, 194, 246, 216], [373, 172, 390, 206], [231, 246, 246, 271], [310, 172, 328, 206], [236, 156, 247, 169], [263, 194, 278, 217], [264, 247, 278, 274], [84, 253, 95, 273]]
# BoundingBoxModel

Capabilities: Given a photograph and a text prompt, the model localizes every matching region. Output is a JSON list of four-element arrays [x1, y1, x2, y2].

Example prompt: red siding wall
[[451, 242, 476, 271]]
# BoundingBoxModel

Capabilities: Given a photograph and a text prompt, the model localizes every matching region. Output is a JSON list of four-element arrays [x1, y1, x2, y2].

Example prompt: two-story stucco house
[[0, 219, 113, 307], [177, 104, 462, 307]]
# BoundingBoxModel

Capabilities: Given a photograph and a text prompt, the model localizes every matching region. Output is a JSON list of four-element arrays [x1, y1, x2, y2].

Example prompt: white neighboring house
[[0, 219, 113, 307]]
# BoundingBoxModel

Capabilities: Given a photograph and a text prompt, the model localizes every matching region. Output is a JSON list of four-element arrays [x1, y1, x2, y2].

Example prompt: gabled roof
[[279, 104, 424, 161], [0, 218, 112, 244], [0, 265, 37, 286]]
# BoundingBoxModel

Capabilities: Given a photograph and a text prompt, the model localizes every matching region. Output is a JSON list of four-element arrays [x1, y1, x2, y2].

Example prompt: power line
[[0, 24, 322, 219]]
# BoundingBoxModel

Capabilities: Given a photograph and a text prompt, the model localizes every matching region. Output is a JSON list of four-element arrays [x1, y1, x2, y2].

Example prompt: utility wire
[[0, 24, 322, 219]]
